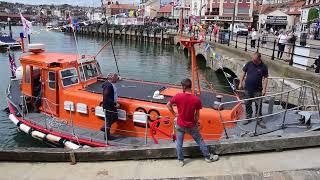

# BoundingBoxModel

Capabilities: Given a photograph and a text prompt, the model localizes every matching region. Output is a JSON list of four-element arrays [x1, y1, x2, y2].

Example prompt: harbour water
[[0, 26, 230, 148]]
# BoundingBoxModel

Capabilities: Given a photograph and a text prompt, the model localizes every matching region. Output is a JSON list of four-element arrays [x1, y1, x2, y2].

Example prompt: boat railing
[[217, 79, 320, 139]]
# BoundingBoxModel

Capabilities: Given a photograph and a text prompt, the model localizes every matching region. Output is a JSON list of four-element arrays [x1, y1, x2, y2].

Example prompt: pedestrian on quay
[[238, 52, 269, 129], [101, 73, 120, 140], [277, 31, 287, 59], [250, 28, 258, 48], [261, 30, 268, 48], [313, 56, 320, 73], [286, 31, 296, 59], [213, 24, 219, 42], [167, 78, 219, 167]]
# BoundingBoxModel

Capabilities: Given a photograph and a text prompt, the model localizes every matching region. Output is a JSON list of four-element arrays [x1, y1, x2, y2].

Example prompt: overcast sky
[[2, 0, 140, 6]]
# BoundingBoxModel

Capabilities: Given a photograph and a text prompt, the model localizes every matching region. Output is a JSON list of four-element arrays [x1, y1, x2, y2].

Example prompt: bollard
[[245, 35, 248, 51], [235, 34, 238, 48], [257, 37, 260, 52], [228, 30, 230, 46], [271, 39, 277, 60]]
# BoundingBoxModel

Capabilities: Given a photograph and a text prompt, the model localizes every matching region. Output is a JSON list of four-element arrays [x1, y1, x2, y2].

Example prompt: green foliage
[[308, 8, 319, 22]]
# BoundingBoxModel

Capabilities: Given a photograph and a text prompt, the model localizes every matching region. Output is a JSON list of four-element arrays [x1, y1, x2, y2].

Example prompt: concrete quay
[[1, 132, 320, 162], [1, 147, 320, 179]]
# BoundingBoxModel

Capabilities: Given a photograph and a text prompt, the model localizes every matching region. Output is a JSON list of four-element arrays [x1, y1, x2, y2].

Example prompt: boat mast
[[179, 4, 202, 95]]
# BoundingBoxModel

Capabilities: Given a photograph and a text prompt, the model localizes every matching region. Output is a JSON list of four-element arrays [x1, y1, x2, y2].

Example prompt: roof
[[289, 1, 305, 7], [259, 5, 277, 15], [302, 2, 320, 8], [108, 4, 137, 10], [158, 4, 172, 13], [21, 53, 79, 65], [286, 9, 301, 15]]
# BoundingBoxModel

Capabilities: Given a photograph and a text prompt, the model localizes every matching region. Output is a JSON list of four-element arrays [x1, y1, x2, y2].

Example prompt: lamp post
[[7, 17, 12, 38], [231, 0, 238, 40]]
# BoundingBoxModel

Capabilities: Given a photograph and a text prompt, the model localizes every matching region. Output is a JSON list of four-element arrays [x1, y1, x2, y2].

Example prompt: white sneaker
[[178, 160, 185, 167], [205, 154, 219, 163]]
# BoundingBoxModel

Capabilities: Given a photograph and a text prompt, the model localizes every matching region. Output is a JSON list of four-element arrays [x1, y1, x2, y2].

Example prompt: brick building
[[204, 0, 254, 25]]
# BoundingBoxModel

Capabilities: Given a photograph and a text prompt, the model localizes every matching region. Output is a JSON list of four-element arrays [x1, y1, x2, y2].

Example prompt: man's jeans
[[244, 90, 263, 118], [175, 123, 210, 161]]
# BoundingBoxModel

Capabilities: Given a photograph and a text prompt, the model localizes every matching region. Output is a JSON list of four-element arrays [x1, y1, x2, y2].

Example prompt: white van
[[229, 24, 248, 36]]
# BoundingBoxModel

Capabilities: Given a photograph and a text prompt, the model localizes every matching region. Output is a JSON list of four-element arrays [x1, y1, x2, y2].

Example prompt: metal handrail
[[218, 83, 320, 139]]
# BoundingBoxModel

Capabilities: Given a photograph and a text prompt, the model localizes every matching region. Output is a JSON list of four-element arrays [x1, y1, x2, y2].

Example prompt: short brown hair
[[181, 78, 192, 89], [254, 52, 261, 59]]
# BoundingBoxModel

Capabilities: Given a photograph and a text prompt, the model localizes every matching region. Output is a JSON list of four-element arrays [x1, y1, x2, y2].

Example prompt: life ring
[[135, 107, 147, 114], [148, 109, 161, 127], [147, 109, 160, 122]]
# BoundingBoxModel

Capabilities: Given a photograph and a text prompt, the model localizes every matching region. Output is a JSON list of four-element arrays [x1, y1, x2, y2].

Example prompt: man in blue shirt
[[101, 73, 119, 140], [239, 52, 268, 128]]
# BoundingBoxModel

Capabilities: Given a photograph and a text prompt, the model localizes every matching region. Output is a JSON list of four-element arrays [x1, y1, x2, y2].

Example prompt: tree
[[308, 8, 319, 23]]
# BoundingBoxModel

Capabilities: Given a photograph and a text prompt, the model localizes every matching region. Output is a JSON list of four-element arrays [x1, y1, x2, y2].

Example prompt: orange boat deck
[[85, 78, 239, 109]]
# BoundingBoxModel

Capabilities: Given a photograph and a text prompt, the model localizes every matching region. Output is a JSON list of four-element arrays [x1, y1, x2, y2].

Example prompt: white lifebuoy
[[64, 141, 81, 150], [31, 131, 46, 140], [19, 124, 31, 134], [46, 134, 61, 143], [9, 114, 19, 125]]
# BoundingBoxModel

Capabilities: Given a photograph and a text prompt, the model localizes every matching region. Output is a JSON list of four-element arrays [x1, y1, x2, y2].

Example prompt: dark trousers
[[101, 110, 118, 139], [251, 39, 256, 48], [277, 43, 285, 59], [244, 90, 263, 118]]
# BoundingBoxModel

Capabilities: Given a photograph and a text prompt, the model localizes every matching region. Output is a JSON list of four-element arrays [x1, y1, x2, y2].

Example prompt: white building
[[301, 0, 320, 32], [140, 0, 160, 18], [87, 9, 103, 22], [259, 9, 295, 31]]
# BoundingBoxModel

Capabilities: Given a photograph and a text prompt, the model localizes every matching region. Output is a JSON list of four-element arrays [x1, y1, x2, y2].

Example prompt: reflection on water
[[0, 26, 231, 148]]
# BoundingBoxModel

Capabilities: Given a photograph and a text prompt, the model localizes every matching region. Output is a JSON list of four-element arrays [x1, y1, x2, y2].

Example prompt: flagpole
[[7, 48, 16, 78], [28, 34, 31, 44]]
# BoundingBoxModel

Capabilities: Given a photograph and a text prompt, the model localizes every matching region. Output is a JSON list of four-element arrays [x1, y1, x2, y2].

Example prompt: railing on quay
[[218, 78, 320, 139], [207, 30, 320, 72]]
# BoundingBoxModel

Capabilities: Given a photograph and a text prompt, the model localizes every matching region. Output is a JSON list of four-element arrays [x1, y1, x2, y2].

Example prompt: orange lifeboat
[[6, 42, 242, 148]]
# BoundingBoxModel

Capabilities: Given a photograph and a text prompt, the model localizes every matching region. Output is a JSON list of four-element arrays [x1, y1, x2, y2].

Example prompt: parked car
[[229, 23, 248, 36]]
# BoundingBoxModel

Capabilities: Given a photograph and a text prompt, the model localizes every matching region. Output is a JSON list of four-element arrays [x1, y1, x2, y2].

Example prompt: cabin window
[[79, 63, 99, 81], [48, 71, 56, 89], [25, 65, 31, 83], [60, 68, 79, 87]]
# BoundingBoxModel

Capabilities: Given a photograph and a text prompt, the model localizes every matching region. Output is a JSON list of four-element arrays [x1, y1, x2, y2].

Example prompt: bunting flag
[[212, 51, 216, 59], [204, 43, 210, 52], [20, 13, 32, 35], [8, 52, 17, 77]]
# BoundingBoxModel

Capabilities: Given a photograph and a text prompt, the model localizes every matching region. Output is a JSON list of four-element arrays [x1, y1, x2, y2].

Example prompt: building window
[[224, 8, 233, 14], [238, 8, 249, 14], [246, 0, 250, 3], [231, 0, 234, 3]]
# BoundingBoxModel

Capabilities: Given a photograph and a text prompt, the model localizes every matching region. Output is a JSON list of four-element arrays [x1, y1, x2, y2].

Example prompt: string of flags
[[203, 42, 236, 92]]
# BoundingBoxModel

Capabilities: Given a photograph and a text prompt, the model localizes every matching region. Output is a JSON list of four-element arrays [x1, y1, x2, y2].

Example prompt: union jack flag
[[8, 52, 17, 76]]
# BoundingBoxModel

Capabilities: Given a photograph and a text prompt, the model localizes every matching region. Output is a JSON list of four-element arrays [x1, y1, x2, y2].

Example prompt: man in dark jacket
[[239, 52, 269, 129], [101, 73, 119, 140], [313, 56, 320, 73]]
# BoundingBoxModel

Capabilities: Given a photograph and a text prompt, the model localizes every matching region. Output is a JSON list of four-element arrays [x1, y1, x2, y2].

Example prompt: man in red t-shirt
[[167, 78, 219, 167]]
